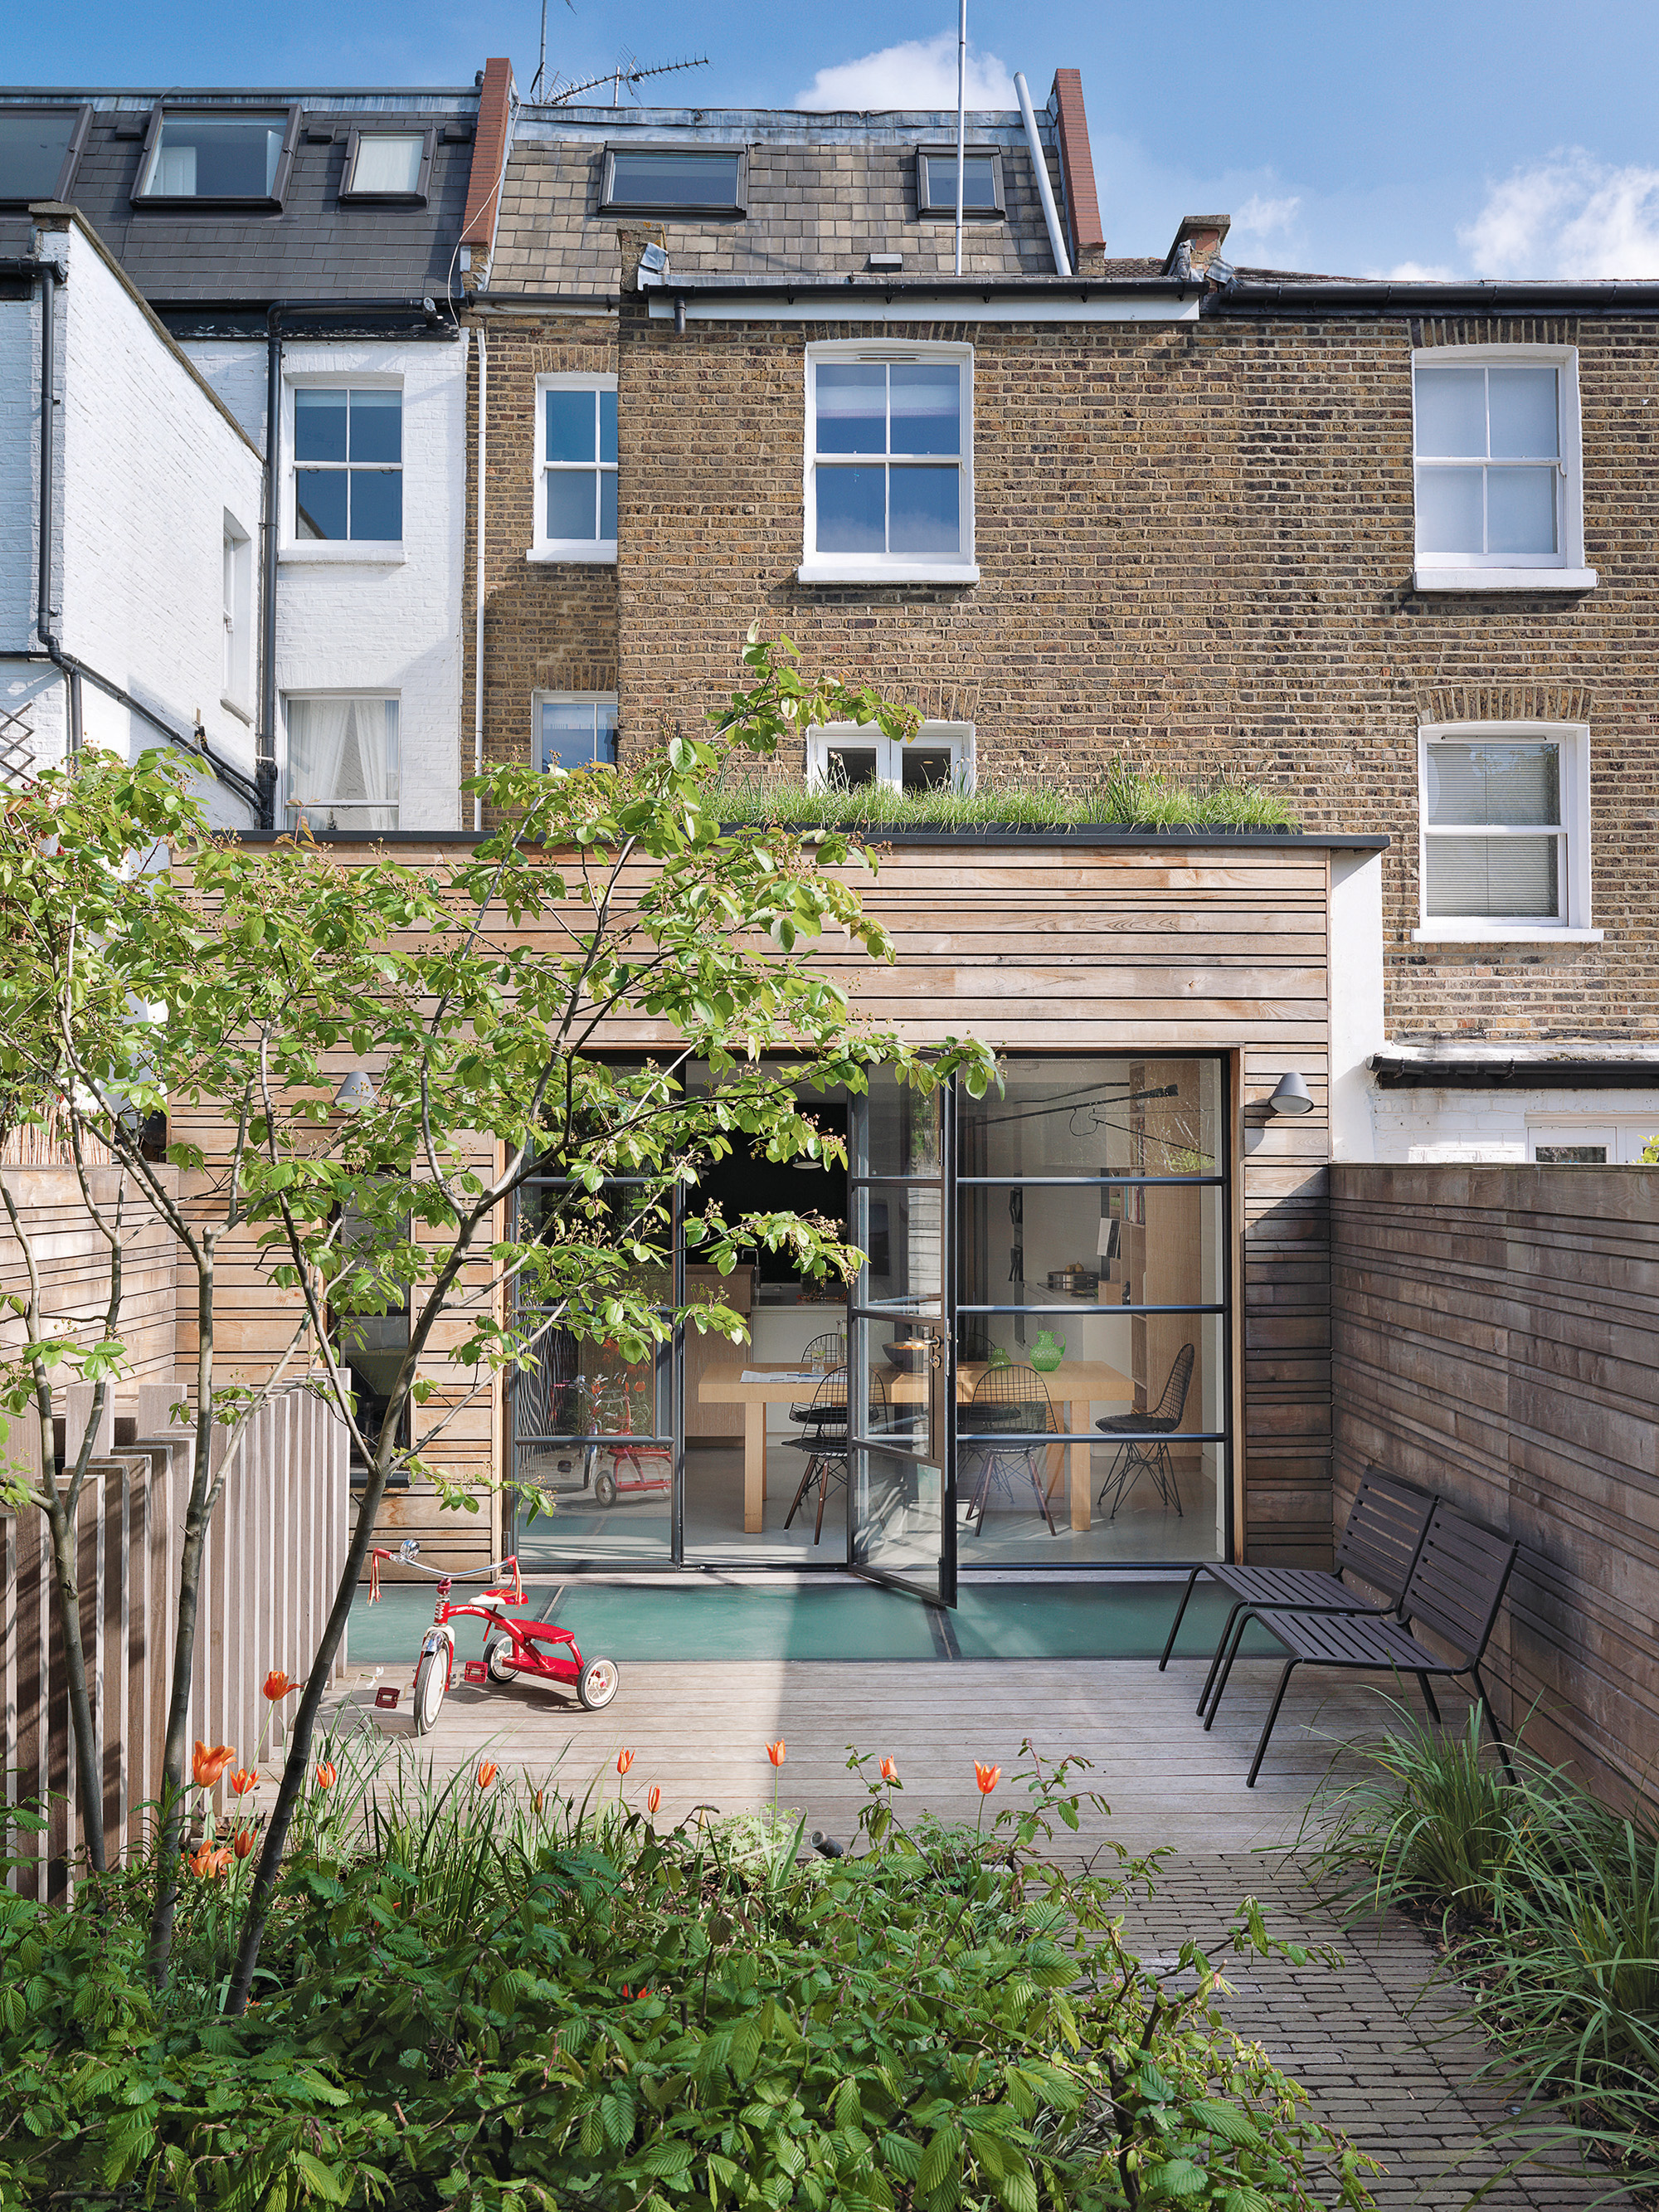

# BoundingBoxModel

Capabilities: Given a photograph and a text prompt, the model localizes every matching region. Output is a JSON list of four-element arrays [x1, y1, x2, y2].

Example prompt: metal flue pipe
[[954, 0, 966, 277], [1014, 72, 1072, 278]]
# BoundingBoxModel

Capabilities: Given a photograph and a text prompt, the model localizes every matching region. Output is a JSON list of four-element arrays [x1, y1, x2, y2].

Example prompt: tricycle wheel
[[594, 1466, 618, 1508], [577, 1654, 620, 1711], [484, 1632, 517, 1684], [412, 1639, 451, 1736]]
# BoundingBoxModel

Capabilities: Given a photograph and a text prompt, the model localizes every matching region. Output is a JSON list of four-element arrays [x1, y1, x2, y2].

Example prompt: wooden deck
[[324, 1655, 1470, 1855]]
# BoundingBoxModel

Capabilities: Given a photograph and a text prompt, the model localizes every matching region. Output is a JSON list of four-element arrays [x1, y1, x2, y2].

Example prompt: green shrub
[[0, 1740, 1375, 2210], [1311, 1704, 1659, 2194]]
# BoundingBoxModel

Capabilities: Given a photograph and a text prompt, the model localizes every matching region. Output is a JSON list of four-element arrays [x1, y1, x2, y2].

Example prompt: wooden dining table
[[698, 1355, 1136, 1535]]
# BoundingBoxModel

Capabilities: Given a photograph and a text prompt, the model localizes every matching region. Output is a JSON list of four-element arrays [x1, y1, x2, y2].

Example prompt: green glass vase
[[1029, 1329, 1065, 1372]]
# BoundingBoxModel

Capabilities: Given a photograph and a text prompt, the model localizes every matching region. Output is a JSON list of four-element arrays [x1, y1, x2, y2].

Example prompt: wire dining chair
[[1095, 1342, 1195, 1520], [781, 1364, 889, 1544], [959, 1363, 1058, 1536]]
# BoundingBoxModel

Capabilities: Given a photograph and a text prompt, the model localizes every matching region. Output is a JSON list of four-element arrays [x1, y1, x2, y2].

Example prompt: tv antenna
[[533, 46, 710, 107]]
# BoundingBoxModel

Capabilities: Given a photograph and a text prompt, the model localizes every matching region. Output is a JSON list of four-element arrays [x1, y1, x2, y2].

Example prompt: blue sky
[[17, 0, 1659, 278]]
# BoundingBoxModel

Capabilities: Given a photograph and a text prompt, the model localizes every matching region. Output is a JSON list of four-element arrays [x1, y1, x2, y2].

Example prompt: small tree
[[0, 636, 993, 1995]]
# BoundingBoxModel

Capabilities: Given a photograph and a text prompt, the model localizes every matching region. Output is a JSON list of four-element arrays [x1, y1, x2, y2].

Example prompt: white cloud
[[1232, 192, 1301, 241], [1364, 259, 1458, 281], [1460, 150, 1659, 277], [794, 34, 1016, 113]]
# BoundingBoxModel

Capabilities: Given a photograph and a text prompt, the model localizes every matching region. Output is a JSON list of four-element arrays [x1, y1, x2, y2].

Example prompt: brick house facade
[[464, 70, 1659, 1167]]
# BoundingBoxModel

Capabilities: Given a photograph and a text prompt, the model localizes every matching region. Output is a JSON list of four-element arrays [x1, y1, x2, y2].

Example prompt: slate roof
[[490, 105, 1121, 293], [0, 87, 480, 309]]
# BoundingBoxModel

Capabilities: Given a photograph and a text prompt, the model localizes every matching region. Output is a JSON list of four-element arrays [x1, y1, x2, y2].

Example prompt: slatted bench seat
[[1158, 1468, 1438, 1717], [1202, 1502, 1521, 1788]]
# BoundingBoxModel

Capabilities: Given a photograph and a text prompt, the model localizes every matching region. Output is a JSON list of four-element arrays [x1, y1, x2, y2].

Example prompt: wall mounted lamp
[[334, 1070, 377, 1112], [1267, 1071, 1314, 1117]]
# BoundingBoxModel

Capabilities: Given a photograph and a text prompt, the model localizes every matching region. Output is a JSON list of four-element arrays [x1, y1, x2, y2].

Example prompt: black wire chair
[[959, 1364, 1058, 1536], [781, 1365, 888, 1544], [1095, 1342, 1195, 1520], [787, 1332, 849, 1431]]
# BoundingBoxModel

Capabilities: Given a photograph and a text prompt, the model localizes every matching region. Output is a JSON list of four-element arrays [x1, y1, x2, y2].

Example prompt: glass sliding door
[[846, 1071, 956, 1604], [956, 1055, 1229, 1566]]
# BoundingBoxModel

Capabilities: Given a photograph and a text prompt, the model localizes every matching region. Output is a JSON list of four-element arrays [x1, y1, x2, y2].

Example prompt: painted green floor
[[344, 1576, 1280, 1668]]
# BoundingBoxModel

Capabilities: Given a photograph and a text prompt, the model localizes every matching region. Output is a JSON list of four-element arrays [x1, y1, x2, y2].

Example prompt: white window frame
[[280, 372, 406, 564], [805, 720, 975, 792], [221, 512, 252, 719], [530, 373, 617, 564], [281, 692, 401, 831], [1411, 344, 1595, 592], [1414, 721, 1601, 943], [799, 340, 978, 586], [533, 690, 619, 774]]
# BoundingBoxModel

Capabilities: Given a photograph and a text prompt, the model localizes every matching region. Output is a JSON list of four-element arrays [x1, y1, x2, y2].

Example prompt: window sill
[[219, 695, 253, 726], [280, 543, 406, 566], [1413, 565, 1598, 593], [527, 544, 618, 565], [795, 558, 980, 587], [1412, 925, 1604, 944]]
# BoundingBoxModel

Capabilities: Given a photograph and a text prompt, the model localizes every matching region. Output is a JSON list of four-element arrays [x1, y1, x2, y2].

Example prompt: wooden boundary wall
[[1, 1381, 349, 1894], [1331, 1165, 1659, 1812]]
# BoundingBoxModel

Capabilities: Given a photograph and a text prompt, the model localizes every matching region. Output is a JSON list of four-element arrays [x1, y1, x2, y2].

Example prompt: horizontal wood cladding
[[1331, 1164, 1659, 1813], [178, 837, 1336, 1566]]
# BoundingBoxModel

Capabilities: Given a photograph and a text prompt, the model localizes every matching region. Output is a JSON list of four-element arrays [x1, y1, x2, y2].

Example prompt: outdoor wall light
[[334, 1070, 377, 1112], [1267, 1071, 1314, 1117]]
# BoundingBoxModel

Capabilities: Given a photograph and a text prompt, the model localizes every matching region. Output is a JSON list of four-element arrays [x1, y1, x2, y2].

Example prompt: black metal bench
[[1158, 1467, 1438, 1717], [1203, 1502, 1520, 1787]]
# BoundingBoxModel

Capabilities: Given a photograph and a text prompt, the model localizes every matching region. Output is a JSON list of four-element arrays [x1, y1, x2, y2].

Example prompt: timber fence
[[1331, 1163, 1659, 1814], [2, 1380, 348, 1896]]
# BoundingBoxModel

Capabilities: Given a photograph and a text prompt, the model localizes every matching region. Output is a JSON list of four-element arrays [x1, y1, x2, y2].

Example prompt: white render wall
[[272, 334, 468, 831], [1370, 1082, 1659, 1162], [0, 297, 36, 652], [56, 224, 263, 817]]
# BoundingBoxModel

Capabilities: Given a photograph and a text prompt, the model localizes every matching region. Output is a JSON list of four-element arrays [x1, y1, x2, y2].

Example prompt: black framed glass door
[[845, 1071, 956, 1605]]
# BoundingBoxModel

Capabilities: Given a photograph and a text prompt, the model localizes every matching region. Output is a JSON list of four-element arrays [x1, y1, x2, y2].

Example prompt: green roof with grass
[[714, 758, 1299, 834]]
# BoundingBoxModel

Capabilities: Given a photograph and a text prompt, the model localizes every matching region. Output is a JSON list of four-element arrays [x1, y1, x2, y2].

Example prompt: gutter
[[226, 826, 1389, 852], [639, 275, 1197, 304], [28, 256, 260, 811], [258, 295, 454, 828], [1206, 278, 1659, 319], [1371, 1054, 1659, 1090]]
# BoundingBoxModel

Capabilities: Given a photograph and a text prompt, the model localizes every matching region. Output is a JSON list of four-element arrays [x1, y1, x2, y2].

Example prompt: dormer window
[[0, 105, 91, 204], [915, 147, 1005, 218], [341, 129, 434, 203], [134, 105, 298, 206], [600, 146, 746, 215]]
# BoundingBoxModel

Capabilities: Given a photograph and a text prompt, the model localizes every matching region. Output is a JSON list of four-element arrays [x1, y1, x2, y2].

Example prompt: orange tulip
[[880, 1757, 899, 1784], [766, 1740, 786, 1768], [974, 1761, 1000, 1795], [192, 1741, 236, 1790], [188, 1843, 232, 1879], [315, 1761, 338, 1791], [616, 1747, 635, 1777], [227, 1766, 258, 1798], [232, 1826, 255, 1860], [262, 1669, 297, 1701], [647, 1786, 661, 1816], [477, 1761, 499, 1789], [533, 1789, 545, 1815]]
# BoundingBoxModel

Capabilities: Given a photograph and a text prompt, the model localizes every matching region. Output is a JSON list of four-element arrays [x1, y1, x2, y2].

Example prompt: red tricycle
[[367, 1540, 620, 1735]]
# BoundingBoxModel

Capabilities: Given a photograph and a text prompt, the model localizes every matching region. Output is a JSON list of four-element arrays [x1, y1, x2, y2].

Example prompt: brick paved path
[[1116, 1856, 1621, 2211]]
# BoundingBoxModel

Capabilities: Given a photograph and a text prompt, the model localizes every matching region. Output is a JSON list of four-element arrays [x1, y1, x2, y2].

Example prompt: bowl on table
[[883, 1338, 932, 1375]]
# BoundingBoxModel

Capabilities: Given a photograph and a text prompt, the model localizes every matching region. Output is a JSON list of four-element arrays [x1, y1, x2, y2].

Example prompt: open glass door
[[846, 1070, 956, 1605]]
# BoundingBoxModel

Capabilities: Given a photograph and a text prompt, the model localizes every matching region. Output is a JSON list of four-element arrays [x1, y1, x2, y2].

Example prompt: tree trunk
[[145, 1250, 216, 1989], [41, 1456, 107, 1879]]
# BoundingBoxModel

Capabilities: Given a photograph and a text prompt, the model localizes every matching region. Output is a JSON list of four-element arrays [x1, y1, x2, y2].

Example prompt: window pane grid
[[1414, 361, 1560, 559], [294, 388, 401, 543], [542, 387, 617, 545], [1423, 738, 1568, 922], [813, 361, 962, 558]]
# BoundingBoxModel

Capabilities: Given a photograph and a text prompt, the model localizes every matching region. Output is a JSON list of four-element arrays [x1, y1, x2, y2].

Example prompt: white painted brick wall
[[1370, 1084, 1659, 1162], [57, 231, 264, 807], [0, 300, 36, 649], [181, 342, 268, 450], [271, 334, 469, 831]]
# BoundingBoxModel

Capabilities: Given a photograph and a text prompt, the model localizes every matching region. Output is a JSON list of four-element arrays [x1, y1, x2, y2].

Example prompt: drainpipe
[[1014, 72, 1072, 279], [473, 325, 486, 834], [258, 295, 450, 830]]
